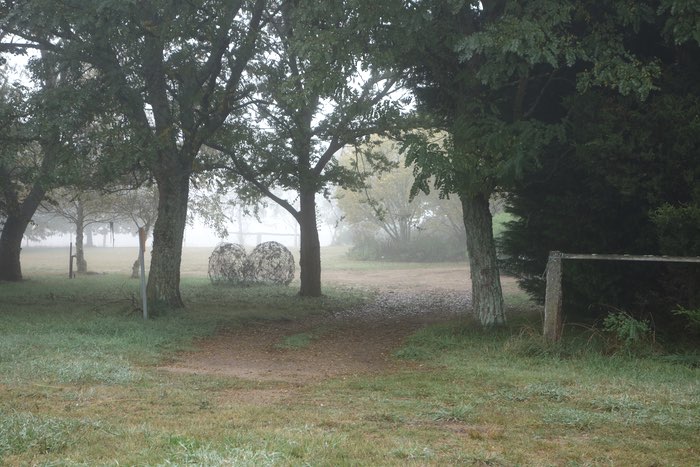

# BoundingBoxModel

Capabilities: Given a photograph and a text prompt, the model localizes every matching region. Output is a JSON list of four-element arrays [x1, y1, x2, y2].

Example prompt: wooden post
[[138, 227, 148, 320], [543, 251, 563, 342], [541, 251, 700, 342]]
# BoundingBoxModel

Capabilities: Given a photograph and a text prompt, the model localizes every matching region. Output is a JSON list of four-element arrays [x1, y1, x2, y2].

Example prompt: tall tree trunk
[[298, 190, 322, 297], [460, 192, 506, 327], [146, 166, 190, 308], [0, 216, 29, 281], [75, 202, 87, 273], [86, 227, 94, 247]]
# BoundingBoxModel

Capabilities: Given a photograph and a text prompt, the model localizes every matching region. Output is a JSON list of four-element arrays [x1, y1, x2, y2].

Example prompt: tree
[[397, 2, 512, 326], [208, 0, 406, 296], [0, 52, 89, 281], [2, 0, 270, 306], [0, 79, 35, 280], [336, 139, 465, 254], [501, 46, 700, 325], [41, 188, 127, 273], [396, 1, 666, 327]]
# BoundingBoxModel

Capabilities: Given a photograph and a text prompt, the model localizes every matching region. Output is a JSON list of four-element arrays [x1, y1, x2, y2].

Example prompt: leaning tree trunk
[[0, 184, 47, 282], [146, 164, 190, 308], [298, 190, 322, 297], [0, 215, 30, 281], [460, 192, 506, 327]]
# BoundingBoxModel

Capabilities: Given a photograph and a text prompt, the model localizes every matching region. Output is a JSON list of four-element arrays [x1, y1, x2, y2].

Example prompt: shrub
[[348, 235, 466, 262], [602, 311, 654, 355], [672, 306, 700, 333]]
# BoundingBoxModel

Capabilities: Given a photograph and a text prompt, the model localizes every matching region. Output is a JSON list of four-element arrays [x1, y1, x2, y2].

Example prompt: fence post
[[543, 251, 563, 342]]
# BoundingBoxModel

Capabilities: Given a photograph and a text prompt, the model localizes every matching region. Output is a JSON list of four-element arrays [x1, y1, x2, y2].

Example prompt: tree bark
[[460, 192, 506, 327], [75, 201, 87, 273], [298, 190, 322, 297], [0, 215, 29, 281], [146, 164, 190, 308], [0, 175, 47, 281]]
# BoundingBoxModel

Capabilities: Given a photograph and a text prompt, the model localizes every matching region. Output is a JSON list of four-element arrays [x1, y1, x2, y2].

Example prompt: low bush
[[347, 235, 466, 262]]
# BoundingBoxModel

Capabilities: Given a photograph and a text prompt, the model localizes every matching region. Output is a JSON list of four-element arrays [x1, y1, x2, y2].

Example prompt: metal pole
[[138, 228, 148, 319]]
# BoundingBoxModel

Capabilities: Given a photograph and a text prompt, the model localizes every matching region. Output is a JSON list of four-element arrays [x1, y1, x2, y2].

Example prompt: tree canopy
[[206, 0, 408, 296], [1, 0, 698, 337], [2, 0, 270, 305]]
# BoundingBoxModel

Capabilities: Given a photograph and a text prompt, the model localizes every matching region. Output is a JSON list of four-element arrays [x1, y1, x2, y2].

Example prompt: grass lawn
[[0, 248, 698, 465]]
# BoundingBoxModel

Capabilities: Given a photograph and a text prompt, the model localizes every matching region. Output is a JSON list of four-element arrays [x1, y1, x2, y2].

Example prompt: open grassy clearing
[[18, 244, 474, 275], [1, 247, 698, 465]]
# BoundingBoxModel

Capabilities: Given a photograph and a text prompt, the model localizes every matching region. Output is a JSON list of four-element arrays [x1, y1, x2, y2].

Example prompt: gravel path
[[332, 289, 471, 322]]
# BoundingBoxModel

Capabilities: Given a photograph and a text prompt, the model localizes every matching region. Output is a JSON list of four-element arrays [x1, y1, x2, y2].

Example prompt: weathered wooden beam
[[560, 253, 700, 263], [542, 251, 700, 342], [543, 251, 563, 342]]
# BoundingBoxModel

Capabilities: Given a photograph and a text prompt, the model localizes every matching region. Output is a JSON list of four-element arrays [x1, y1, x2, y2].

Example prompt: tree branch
[[203, 142, 300, 222]]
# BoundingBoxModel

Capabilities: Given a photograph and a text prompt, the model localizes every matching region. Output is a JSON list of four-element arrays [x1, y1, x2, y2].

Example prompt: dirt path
[[162, 266, 499, 384]]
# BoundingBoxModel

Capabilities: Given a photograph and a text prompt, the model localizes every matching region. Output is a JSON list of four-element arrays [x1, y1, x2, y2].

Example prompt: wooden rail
[[543, 251, 700, 342], [560, 253, 700, 263]]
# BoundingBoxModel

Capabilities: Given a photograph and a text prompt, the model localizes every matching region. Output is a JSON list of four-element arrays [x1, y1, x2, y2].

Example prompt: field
[[0, 246, 698, 465]]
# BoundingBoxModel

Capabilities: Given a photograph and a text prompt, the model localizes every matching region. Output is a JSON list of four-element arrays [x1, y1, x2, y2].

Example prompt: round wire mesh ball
[[208, 243, 252, 285], [248, 241, 295, 286]]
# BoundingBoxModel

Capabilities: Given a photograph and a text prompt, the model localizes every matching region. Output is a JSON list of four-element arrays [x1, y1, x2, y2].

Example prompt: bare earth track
[[163, 267, 514, 384]]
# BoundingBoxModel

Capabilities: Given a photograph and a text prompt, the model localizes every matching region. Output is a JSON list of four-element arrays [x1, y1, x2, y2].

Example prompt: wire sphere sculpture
[[248, 241, 296, 286], [207, 243, 253, 285]]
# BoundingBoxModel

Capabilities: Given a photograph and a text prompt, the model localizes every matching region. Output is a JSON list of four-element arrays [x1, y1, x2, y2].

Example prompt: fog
[[23, 197, 338, 250]]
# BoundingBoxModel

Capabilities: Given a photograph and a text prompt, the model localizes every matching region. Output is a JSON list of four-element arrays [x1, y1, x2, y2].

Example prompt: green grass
[[0, 255, 698, 465], [276, 332, 316, 350], [321, 245, 467, 271]]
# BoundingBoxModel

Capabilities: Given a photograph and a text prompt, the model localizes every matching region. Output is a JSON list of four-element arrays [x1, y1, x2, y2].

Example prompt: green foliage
[[501, 57, 700, 331], [650, 204, 700, 255], [212, 0, 408, 205], [672, 306, 700, 333], [660, 0, 700, 44], [602, 311, 653, 352]]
